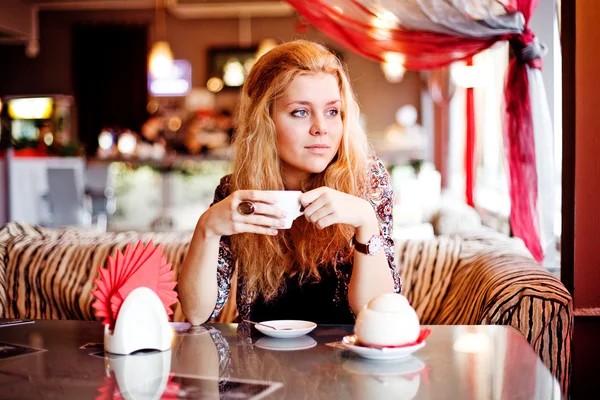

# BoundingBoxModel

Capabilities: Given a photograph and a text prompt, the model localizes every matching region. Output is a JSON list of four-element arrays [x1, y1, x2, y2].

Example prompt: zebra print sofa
[[0, 221, 572, 393]]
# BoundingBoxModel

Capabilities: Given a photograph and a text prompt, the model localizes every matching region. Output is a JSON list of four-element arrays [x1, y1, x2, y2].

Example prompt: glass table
[[0, 320, 562, 399]]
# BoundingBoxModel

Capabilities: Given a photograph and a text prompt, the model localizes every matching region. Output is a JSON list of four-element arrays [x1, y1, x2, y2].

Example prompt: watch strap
[[353, 237, 369, 255], [352, 234, 383, 255]]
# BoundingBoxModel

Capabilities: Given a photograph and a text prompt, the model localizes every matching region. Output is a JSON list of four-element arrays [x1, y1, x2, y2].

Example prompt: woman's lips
[[305, 144, 330, 154]]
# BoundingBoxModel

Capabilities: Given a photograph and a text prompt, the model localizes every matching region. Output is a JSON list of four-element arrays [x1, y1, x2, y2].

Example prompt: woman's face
[[272, 72, 343, 189]]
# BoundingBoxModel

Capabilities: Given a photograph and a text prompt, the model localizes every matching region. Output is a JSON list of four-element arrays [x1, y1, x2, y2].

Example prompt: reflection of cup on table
[[268, 191, 304, 229], [342, 356, 425, 400]]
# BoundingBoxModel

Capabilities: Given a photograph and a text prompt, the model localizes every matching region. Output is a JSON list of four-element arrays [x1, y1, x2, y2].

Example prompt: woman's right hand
[[199, 190, 288, 238]]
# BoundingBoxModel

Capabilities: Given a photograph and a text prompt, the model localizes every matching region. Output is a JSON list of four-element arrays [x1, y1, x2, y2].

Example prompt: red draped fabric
[[465, 57, 476, 208], [285, 0, 544, 261], [503, 0, 543, 260], [286, 0, 505, 68]]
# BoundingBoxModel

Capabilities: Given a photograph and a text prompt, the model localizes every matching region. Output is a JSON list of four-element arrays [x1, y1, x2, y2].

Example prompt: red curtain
[[286, 0, 505, 68], [503, 1, 544, 261], [465, 57, 476, 208], [285, 0, 544, 261]]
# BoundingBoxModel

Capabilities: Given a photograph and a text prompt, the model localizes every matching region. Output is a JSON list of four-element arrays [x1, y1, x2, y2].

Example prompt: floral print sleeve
[[207, 175, 235, 321], [366, 156, 402, 294]]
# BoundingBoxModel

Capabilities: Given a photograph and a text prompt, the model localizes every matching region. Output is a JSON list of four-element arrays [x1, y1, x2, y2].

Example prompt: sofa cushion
[[0, 221, 192, 321], [396, 235, 462, 322]]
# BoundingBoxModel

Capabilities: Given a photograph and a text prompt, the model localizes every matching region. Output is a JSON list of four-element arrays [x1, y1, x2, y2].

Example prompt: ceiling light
[[149, 0, 173, 78]]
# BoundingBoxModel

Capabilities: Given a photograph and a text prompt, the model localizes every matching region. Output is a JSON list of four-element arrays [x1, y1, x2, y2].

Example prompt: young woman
[[179, 40, 400, 325]]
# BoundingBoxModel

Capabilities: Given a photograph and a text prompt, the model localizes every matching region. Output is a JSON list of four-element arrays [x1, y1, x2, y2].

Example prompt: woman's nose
[[309, 115, 327, 136]]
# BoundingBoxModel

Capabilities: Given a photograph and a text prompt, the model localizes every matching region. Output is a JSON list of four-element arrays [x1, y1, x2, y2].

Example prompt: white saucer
[[254, 320, 317, 339], [255, 335, 317, 351], [341, 336, 425, 361]]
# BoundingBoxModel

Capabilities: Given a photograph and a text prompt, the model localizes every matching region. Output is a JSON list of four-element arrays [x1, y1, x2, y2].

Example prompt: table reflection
[[100, 350, 174, 400], [343, 356, 427, 400]]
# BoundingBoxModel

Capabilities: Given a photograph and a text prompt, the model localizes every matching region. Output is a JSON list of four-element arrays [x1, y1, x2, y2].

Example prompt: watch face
[[368, 236, 384, 255]]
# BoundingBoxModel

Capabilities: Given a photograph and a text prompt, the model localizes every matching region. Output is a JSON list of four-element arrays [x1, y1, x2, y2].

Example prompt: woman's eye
[[327, 109, 340, 117], [291, 109, 308, 118]]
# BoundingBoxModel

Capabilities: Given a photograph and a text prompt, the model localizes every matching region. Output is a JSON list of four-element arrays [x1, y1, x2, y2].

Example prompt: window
[[447, 11, 562, 273]]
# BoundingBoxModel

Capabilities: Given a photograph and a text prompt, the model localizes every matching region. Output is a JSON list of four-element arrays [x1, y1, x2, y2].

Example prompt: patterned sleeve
[[207, 175, 236, 321], [366, 156, 402, 294]]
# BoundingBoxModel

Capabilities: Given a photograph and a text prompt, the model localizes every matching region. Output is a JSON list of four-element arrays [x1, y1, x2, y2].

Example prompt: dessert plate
[[255, 335, 317, 351], [254, 320, 317, 339], [341, 335, 425, 361]]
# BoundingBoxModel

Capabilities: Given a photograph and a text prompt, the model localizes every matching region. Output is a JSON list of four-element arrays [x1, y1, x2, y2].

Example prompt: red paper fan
[[91, 256, 120, 329], [92, 240, 179, 331]]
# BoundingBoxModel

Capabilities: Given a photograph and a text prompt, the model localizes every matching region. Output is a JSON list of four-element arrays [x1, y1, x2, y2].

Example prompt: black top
[[248, 266, 355, 324]]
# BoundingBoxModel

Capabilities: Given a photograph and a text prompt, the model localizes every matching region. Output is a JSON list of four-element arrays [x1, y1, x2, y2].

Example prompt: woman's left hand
[[300, 187, 378, 231]]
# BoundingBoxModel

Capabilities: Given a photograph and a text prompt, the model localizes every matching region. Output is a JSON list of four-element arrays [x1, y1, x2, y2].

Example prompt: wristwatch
[[351, 234, 384, 256]]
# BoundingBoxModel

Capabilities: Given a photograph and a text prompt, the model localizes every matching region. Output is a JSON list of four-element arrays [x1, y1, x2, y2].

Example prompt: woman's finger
[[235, 214, 286, 229], [231, 221, 279, 235], [246, 202, 287, 219], [300, 187, 328, 206], [313, 213, 338, 230], [307, 204, 335, 225], [234, 190, 278, 204], [303, 194, 330, 220]]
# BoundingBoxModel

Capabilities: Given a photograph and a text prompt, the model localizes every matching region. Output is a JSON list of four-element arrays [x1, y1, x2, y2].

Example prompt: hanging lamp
[[149, 0, 173, 79]]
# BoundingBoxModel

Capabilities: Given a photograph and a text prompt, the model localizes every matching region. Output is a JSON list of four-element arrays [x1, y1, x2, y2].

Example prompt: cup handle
[[297, 205, 305, 217]]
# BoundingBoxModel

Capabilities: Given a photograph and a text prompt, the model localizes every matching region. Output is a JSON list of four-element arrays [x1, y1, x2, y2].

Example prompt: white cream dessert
[[354, 293, 420, 347]]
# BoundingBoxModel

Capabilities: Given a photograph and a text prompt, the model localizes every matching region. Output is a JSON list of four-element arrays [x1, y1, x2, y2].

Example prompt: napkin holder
[[104, 287, 173, 355], [105, 348, 172, 400]]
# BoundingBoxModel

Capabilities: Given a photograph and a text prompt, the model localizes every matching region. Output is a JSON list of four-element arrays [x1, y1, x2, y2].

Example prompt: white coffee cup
[[269, 190, 304, 229]]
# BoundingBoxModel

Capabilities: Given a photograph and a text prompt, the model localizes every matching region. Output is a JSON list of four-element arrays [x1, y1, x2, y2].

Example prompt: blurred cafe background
[[0, 0, 562, 272]]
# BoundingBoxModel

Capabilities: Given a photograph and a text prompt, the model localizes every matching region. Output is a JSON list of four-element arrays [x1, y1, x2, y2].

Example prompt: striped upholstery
[[0, 222, 192, 321], [396, 232, 572, 395], [0, 221, 572, 393]]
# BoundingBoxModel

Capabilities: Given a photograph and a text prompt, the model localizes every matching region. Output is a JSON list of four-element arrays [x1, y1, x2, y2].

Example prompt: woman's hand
[[300, 187, 379, 234], [200, 190, 288, 238]]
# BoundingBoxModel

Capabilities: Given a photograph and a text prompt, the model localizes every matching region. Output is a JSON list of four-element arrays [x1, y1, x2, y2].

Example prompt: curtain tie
[[516, 36, 548, 63], [511, 29, 547, 68]]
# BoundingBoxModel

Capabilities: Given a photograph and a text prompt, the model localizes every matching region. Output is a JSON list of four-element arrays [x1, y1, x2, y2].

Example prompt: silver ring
[[238, 201, 256, 215]]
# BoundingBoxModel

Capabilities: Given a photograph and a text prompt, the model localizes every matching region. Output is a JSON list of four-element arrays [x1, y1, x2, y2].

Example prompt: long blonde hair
[[230, 40, 371, 300]]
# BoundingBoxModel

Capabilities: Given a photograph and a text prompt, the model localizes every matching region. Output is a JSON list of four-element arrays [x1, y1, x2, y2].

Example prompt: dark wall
[[73, 23, 149, 155], [0, 10, 153, 96], [0, 13, 74, 95]]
